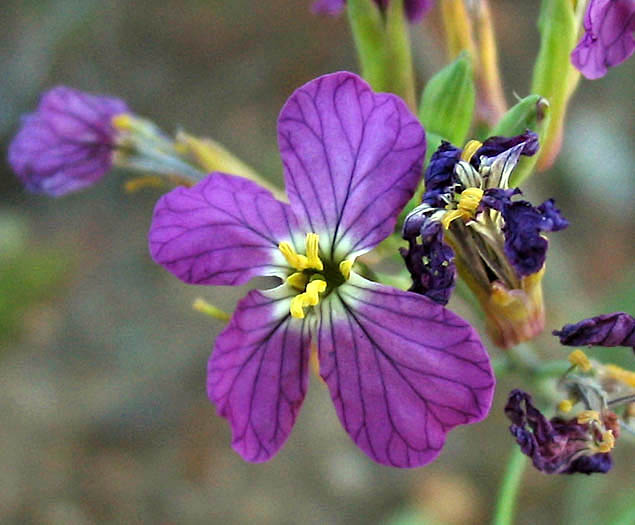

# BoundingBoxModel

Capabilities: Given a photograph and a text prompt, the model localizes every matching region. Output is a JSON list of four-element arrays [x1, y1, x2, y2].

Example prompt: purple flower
[[149, 72, 494, 467], [554, 312, 635, 349], [312, 0, 434, 23], [505, 390, 614, 475], [8, 86, 129, 196], [571, 0, 635, 79]]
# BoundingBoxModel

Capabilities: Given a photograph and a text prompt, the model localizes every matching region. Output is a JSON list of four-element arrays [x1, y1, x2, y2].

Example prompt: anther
[[558, 399, 573, 413], [568, 349, 592, 372], [460, 140, 483, 162], [305, 233, 323, 271], [577, 410, 600, 425], [339, 260, 353, 280], [279, 242, 308, 271], [441, 187, 484, 229]]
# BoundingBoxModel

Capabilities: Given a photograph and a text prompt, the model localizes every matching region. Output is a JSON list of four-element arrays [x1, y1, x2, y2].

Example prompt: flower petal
[[553, 312, 635, 349], [8, 86, 128, 196], [316, 274, 494, 467], [278, 72, 426, 261], [208, 286, 311, 462], [149, 173, 300, 285], [571, 0, 635, 79]]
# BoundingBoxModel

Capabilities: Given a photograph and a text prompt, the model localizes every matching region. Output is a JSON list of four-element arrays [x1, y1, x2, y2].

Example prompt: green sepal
[[419, 52, 475, 146], [530, 0, 578, 170]]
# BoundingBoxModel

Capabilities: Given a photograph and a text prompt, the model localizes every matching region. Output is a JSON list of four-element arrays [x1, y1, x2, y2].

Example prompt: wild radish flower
[[571, 0, 635, 79], [311, 0, 434, 23], [8, 86, 129, 196], [149, 72, 494, 467], [402, 132, 568, 348]]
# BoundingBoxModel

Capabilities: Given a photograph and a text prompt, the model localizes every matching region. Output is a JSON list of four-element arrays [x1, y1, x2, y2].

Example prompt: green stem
[[492, 446, 527, 525]]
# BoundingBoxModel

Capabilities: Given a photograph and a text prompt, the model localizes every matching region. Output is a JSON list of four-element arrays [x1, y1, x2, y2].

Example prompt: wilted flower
[[571, 0, 635, 79], [8, 86, 129, 196], [149, 72, 494, 467], [312, 0, 433, 23], [402, 131, 568, 348], [505, 389, 615, 474], [554, 312, 635, 350]]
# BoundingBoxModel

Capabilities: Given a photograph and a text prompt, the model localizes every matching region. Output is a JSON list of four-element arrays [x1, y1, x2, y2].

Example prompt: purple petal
[[208, 286, 311, 462], [8, 86, 128, 196], [311, 0, 345, 15], [316, 274, 494, 468], [553, 312, 635, 348], [571, 0, 635, 79], [278, 72, 426, 261], [149, 172, 300, 286]]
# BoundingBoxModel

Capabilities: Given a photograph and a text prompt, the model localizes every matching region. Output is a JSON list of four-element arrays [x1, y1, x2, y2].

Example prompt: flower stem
[[492, 446, 527, 525]]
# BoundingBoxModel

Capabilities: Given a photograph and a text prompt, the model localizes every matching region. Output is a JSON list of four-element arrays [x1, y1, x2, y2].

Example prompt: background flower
[[8, 87, 128, 196]]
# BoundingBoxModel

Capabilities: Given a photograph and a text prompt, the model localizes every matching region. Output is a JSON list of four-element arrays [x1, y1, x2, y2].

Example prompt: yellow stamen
[[289, 279, 327, 319], [460, 140, 483, 162], [278, 242, 308, 271], [441, 187, 484, 229], [577, 410, 600, 425], [339, 260, 353, 280], [558, 399, 573, 413], [605, 364, 635, 388], [568, 349, 592, 372], [290, 294, 307, 319], [593, 430, 615, 453], [287, 272, 308, 291], [305, 233, 323, 271], [192, 298, 231, 321], [112, 113, 133, 130]]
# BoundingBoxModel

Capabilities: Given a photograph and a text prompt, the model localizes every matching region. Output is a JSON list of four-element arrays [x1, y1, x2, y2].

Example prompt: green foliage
[[419, 53, 475, 147]]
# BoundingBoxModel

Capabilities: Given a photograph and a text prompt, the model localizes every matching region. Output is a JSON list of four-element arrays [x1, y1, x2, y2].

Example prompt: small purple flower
[[554, 312, 635, 349], [571, 0, 635, 79], [505, 390, 614, 475], [8, 86, 129, 196], [312, 0, 434, 23], [149, 72, 494, 467]]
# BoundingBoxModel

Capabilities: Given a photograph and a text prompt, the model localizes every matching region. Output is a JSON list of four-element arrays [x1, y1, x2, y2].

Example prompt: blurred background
[[0, 1, 633, 523]]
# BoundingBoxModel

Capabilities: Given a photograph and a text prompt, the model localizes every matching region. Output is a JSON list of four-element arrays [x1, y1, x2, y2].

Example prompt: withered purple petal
[[505, 390, 612, 475], [422, 141, 461, 207], [473, 130, 539, 167], [400, 220, 456, 305], [571, 0, 635, 79], [317, 274, 494, 468], [8, 86, 128, 196], [278, 72, 425, 260], [501, 198, 568, 277], [149, 172, 299, 286], [208, 286, 311, 462], [553, 312, 635, 348]]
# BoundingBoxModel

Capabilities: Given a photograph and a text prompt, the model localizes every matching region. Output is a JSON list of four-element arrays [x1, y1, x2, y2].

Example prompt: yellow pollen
[[441, 187, 484, 229], [568, 349, 592, 372], [460, 140, 483, 162], [593, 430, 615, 453], [287, 272, 309, 291], [605, 364, 635, 388], [289, 279, 327, 319], [305, 233, 323, 271], [278, 242, 309, 271], [112, 113, 133, 130], [558, 399, 573, 413], [577, 410, 600, 425], [339, 260, 353, 280]]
